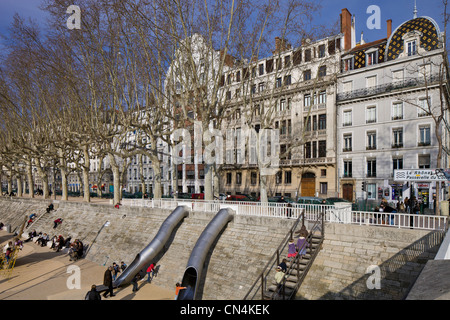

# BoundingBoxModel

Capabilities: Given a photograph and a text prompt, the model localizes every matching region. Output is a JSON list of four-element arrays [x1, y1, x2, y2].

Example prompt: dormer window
[[407, 40, 417, 56], [342, 56, 354, 71], [366, 49, 378, 66]]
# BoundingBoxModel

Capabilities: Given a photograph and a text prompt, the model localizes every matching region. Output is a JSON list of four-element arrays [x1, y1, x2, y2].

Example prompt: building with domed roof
[[336, 7, 449, 210]]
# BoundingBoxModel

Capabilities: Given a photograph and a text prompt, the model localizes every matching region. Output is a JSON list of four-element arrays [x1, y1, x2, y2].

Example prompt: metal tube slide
[[113, 205, 189, 288], [177, 208, 234, 300]]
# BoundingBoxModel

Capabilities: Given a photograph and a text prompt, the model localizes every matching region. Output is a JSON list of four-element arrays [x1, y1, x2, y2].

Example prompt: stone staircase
[[265, 233, 323, 300]]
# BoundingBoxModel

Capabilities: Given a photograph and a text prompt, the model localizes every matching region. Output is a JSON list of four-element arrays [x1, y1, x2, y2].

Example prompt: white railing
[[121, 198, 448, 231], [349, 211, 448, 231]]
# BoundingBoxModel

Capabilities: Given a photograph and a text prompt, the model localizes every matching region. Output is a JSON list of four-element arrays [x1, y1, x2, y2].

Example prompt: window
[[392, 70, 404, 82], [320, 182, 328, 195], [367, 131, 377, 150], [318, 90, 326, 104], [392, 102, 403, 120], [318, 114, 326, 130], [343, 110, 352, 126], [367, 159, 377, 177], [418, 97, 431, 117], [236, 172, 242, 185], [304, 116, 311, 131], [304, 142, 311, 158], [393, 157, 403, 175], [280, 121, 287, 135], [276, 58, 282, 70], [279, 99, 286, 112], [392, 128, 403, 148], [418, 154, 431, 168], [284, 75, 291, 86], [276, 77, 282, 88], [251, 67, 256, 78], [343, 81, 353, 92], [285, 171, 292, 184], [259, 63, 264, 76], [343, 134, 352, 152], [343, 160, 352, 178], [251, 172, 257, 185], [366, 75, 377, 88], [291, 50, 301, 66], [318, 45, 326, 58], [251, 84, 256, 95], [318, 66, 327, 78], [366, 51, 378, 66], [236, 70, 241, 82], [259, 82, 265, 93], [366, 106, 376, 123], [342, 57, 354, 71], [284, 55, 291, 68], [312, 141, 317, 158], [266, 59, 273, 73], [304, 94, 311, 107], [312, 115, 317, 131], [227, 74, 232, 85], [226, 91, 231, 100], [419, 125, 431, 146], [367, 184, 376, 200], [304, 69, 311, 81], [318, 140, 326, 157], [276, 171, 282, 184], [305, 49, 311, 62], [407, 40, 417, 56], [321, 169, 327, 177]]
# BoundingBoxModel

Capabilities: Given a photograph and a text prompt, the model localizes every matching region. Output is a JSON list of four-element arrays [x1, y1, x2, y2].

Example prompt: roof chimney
[[387, 19, 392, 38], [340, 8, 352, 51]]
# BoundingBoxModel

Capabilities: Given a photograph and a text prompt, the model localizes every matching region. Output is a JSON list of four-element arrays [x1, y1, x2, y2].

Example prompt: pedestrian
[[175, 282, 186, 300], [120, 261, 127, 272], [5, 246, 13, 265], [404, 197, 410, 213], [112, 262, 120, 281], [131, 273, 141, 292], [296, 234, 309, 257], [103, 266, 115, 298], [85, 284, 102, 300], [287, 238, 297, 261], [278, 258, 287, 273], [274, 266, 286, 298], [53, 218, 62, 229], [146, 263, 155, 283]]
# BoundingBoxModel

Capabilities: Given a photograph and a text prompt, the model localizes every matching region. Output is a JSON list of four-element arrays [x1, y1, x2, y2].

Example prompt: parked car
[[268, 196, 295, 203], [297, 196, 328, 205], [217, 193, 227, 200], [177, 193, 192, 199], [226, 194, 254, 202], [191, 193, 205, 200]]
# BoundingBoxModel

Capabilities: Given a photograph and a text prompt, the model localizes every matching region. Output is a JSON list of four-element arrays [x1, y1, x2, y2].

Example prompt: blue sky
[[0, 0, 447, 44]]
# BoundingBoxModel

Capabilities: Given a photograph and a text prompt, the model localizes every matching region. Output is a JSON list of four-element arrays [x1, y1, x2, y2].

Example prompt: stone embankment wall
[[296, 223, 445, 300], [0, 198, 295, 299]]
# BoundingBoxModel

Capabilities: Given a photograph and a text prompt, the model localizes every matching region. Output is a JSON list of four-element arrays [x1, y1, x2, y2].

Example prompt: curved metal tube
[[177, 208, 234, 300], [113, 205, 189, 288]]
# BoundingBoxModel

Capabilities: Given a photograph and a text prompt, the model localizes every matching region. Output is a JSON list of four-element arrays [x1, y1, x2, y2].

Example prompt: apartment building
[[218, 17, 346, 199], [336, 10, 448, 207]]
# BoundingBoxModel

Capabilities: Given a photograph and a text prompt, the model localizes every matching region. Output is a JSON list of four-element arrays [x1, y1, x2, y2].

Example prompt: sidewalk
[[0, 230, 174, 300]]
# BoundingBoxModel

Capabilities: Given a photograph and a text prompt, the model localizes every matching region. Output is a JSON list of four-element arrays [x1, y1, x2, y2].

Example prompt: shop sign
[[394, 169, 448, 182]]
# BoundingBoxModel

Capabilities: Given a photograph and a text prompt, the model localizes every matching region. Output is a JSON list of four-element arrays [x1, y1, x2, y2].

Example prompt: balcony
[[366, 145, 377, 150], [342, 147, 352, 152], [391, 143, 403, 149], [337, 75, 440, 101]]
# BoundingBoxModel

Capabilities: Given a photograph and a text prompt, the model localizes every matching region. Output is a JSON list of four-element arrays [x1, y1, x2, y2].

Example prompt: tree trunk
[[16, 176, 22, 197], [26, 160, 34, 198], [82, 146, 91, 202], [112, 164, 121, 205]]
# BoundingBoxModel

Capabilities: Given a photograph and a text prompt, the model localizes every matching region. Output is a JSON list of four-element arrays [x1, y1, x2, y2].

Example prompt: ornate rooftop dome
[[386, 16, 441, 61]]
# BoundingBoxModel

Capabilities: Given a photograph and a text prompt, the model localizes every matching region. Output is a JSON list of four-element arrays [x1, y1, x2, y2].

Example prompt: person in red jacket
[[146, 263, 155, 283]]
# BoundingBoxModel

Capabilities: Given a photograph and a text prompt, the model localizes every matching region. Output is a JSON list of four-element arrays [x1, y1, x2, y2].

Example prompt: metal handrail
[[272, 211, 324, 300], [242, 210, 304, 300], [243, 209, 325, 300]]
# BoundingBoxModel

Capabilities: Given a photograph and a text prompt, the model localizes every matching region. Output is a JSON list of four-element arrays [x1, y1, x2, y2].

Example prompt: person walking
[[85, 284, 102, 300], [146, 263, 155, 283], [103, 266, 115, 298], [131, 273, 141, 292]]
